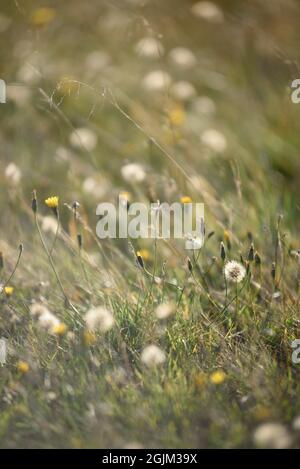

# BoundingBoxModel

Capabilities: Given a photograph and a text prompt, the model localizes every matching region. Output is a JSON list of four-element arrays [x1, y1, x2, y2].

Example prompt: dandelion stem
[[1, 244, 23, 294]]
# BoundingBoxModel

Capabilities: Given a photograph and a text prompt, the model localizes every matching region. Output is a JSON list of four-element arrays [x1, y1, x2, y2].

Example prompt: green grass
[[1, 0, 300, 448]]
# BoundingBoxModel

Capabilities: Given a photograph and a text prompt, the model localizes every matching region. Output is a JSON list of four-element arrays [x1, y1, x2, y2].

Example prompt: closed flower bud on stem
[[254, 251, 261, 266], [32, 190, 37, 214], [220, 242, 226, 261], [248, 243, 254, 262]]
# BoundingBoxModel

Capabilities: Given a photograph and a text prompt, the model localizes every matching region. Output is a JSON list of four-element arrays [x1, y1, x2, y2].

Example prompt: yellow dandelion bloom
[[138, 249, 151, 261], [83, 330, 96, 346], [223, 230, 230, 242], [195, 372, 207, 389], [180, 195, 192, 204], [210, 370, 226, 385], [254, 405, 272, 421], [17, 361, 29, 374], [119, 191, 131, 201], [30, 7, 56, 27], [168, 107, 186, 126], [53, 323, 67, 336], [4, 286, 14, 297], [45, 196, 59, 209]]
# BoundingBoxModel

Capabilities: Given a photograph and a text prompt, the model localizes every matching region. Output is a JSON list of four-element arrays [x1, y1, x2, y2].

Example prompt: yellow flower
[[83, 330, 96, 346], [30, 7, 56, 27], [223, 230, 230, 242], [119, 191, 131, 202], [180, 196, 192, 204], [168, 107, 186, 126], [195, 372, 207, 389], [17, 361, 29, 374], [137, 249, 151, 261], [253, 405, 272, 421], [53, 323, 67, 336], [210, 370, 226, 385], [4, 286, 14, 297], [45, 196, 59, 210]]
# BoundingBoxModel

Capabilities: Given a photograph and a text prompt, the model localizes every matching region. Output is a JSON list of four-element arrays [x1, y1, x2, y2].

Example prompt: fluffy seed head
[[224, 260, 246, 283], [253, 423, 292, 449], [141, 345, 166, 367], [85, 306, 115, 333]]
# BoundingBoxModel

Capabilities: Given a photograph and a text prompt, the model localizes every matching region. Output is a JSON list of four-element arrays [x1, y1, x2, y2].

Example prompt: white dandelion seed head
[[0, 338, 7, 365], [30, 303, 51, 318], [5, 162, 22, 185], [155, 302, 175, 320], [41, 216, 58, 235], [224, 261, 246, 283], [292, 415, 300, 431], [82, 177, 107, 197], [191, 2, 224, 23], [193, 96, 216, 116], [85, 50, 111, 72], [135, 37, 164, 59], [70, 127, 98, 152], [201, 128, 227, 153], [170, 81, 196, 101], [169, 47, 197, 69], [142, 70, 171, 92], [253, 423, 292, 449], [38, 311, 60, 331], [121, 163, 146, 183], [141, 344, 166, 367], [85, 306, 115, 333]]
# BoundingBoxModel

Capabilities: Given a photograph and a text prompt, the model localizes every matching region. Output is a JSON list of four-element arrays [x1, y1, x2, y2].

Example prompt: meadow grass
[[1, 0, 300, 448]]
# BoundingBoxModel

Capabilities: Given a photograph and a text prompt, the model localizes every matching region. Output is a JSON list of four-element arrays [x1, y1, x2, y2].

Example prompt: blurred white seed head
[[85, 306, 115, 333], [70, 127, 98, 152], [0, 338, 7, 365], [30, 303, 51, 318], [170, 81, 196, 101], [5, 163, 22, 185], [292, 415, 300, 431], [169, 47, 197, 68], [193, 96, 216, 116], [41, 216, 58, 235], [82, 177, 107, 198], [201, 128, 227, 152], [253, 423, 292, 449], [38, 311, 60, 331], [85, 50, 111, 72], [135, 37, 164, 59], [155, 302, 175, 320], [141, 344, 166, 367], [224, 261, 246, 283], [191, 2, 224, 23], [142, 70, 171, 91], [121, 163, 146, 183]]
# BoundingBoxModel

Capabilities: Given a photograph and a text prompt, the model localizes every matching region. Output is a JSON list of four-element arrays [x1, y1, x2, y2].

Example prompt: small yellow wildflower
[[119, 191, 131, 201], [83, 329, 96, 346], [138, 249, 151, 261], [210, 370, 226, 385], [180, 195, 192, 204], [254, 405, 272, 421], [45, 196, 59, 210], [168, 107, 186, 126], [4, 286, 14, 297], [195, 372, 207, 389], [17, 361, 29, 374], [30, 7, 56, 27], [223, 230, 230, 242], [53, 323, 67, 336]]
